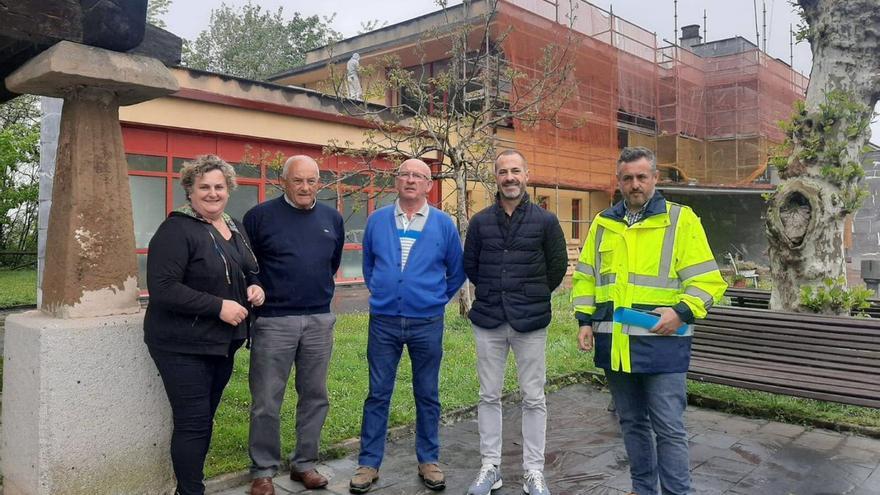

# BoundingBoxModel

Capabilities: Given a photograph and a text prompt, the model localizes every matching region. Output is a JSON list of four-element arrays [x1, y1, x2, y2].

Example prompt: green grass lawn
[[0, 269, 37, 308], [205, 293, 591, 477]]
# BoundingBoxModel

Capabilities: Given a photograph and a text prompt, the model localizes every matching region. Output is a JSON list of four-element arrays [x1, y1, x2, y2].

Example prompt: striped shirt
[[395, 200, 430, 269]]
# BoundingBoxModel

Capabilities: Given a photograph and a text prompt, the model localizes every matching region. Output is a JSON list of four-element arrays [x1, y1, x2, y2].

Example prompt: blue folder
[[612, 307, 689, 336]]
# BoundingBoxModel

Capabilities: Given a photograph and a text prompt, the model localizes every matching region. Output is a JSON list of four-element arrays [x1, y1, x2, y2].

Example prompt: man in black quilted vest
[[463, 149, 568, 495]]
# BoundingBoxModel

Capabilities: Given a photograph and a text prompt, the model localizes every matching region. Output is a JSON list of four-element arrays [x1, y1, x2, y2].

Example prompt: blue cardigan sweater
[[363, 204, 466, 317]]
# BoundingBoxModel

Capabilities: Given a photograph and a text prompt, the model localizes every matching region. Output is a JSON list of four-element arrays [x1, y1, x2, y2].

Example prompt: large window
[[123, 126, 416, 290]]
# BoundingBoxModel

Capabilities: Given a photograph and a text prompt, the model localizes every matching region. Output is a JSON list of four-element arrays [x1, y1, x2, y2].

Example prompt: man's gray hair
[[617, 146, 657, 171], [495, 149, 528, 169], [281, 155, 319, 178]]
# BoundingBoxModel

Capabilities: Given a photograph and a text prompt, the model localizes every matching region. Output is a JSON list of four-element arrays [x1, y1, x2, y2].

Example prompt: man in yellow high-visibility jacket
[[572, 147, 726, 495]]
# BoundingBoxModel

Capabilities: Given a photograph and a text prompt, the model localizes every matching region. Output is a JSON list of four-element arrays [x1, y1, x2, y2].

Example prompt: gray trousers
[[248, 313, 335, 477], [473, 323, 548, 471]]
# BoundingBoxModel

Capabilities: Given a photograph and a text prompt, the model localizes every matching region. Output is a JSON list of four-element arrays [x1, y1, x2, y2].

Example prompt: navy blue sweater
[[243, 197, 344, 316]]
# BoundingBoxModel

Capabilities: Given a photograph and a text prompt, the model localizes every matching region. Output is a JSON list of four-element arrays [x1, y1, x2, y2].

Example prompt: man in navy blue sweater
[[244, 155, 344, 495], [349, 159, 466, 494]]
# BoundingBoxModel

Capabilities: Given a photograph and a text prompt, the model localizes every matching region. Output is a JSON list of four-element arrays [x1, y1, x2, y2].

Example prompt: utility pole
[[762, 2, 767, 52], [703, 9, 707, 42], [674, 0, 678, 45], [753, 0, 760, 48]]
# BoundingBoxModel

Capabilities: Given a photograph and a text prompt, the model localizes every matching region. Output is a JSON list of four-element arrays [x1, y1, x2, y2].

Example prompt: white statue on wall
[[346, 53, 362, 100]]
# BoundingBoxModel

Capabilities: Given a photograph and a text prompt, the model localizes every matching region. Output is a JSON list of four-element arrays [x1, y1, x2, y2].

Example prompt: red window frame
[[122, 124, 429, 289]]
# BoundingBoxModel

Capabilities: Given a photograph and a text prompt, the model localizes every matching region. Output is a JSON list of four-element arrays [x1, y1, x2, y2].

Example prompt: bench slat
[[690, 356, 880, 393], [723, 289, 880, 318], [690, 353, 880, 386], [688, 372, 880, 408], [693, 331, 880, 358], [694, 328, 880, 354], [691, 344, 879, 374], [700, 313, 880, 335]]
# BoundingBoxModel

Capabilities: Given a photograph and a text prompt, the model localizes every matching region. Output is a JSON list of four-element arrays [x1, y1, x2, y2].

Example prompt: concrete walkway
[[214, 383, 880, 495]]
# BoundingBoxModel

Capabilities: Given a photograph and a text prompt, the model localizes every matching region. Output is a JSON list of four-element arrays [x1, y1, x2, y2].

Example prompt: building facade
[[115, 0, 808, 288]]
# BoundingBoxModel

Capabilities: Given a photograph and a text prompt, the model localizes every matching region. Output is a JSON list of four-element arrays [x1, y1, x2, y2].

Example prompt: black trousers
[[149, 340, 244, 495]]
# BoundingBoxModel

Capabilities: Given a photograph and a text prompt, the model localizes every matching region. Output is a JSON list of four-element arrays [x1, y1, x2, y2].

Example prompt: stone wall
[[850, 150, 880, 266]]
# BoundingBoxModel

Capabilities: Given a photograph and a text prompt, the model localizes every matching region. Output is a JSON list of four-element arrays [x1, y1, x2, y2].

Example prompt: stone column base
[[1, 311, 174, 494]]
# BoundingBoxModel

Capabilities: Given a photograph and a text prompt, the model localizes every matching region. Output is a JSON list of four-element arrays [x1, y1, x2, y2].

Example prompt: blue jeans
[[358, 314, 444, 468], [606, 370, 689, 495]]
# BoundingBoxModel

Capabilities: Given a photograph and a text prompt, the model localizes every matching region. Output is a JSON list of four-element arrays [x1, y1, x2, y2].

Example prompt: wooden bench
[[725, 288, 880, 318], [689, 306, 880, 408]]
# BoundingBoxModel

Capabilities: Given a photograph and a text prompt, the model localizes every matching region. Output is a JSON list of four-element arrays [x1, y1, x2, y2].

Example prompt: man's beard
[[500, 182, 523, 200], [625, 190, 650, 208]]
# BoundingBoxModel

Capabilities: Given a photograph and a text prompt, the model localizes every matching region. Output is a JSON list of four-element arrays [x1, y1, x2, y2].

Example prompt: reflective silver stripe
[[656, 204, 682, 281], [595, 321, 613, 333], [621, 324, 693, 337], [599, 273, 617, 285], [594, 225, 605, 274], [677, 259, 719, 281], [573, 296, 595, 306], [685, 285, 715, 310], [576, 262, 594, 277], [593, 320, 694, 336], [629, 273, 681, 289]]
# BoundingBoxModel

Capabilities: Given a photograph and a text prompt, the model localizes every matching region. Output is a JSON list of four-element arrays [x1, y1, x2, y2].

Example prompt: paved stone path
[[214, 383, 880, 495]]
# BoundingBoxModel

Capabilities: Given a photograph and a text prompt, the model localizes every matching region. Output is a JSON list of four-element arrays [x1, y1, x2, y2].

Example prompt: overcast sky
[[162, 0, 879, 140]]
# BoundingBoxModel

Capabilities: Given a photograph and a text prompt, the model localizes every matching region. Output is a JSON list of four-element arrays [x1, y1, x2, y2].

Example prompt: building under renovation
[[274, 0, 807, 265], [115, 0, 809, 286]]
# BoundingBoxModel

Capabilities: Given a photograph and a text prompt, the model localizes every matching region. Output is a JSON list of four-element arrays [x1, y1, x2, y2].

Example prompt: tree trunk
[[453, 159, 473, 315], [767, 0, 880, 313]]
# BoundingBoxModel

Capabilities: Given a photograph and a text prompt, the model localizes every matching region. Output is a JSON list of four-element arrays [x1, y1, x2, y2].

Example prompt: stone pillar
[[2, 41, 179, 495], [41, 86, 141, 317]]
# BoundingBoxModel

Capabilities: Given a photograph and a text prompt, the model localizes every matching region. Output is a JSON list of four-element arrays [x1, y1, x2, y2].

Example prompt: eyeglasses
[[395, 171, 430, 181]]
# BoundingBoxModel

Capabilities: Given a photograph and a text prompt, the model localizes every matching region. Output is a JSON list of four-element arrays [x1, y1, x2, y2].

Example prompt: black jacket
[[144, 211, 260, 356], [464, 193, 568, 332]]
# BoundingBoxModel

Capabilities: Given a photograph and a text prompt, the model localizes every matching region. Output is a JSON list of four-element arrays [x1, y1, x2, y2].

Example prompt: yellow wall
[[120, 97, 372, 149], [119, 68, 403, 151], [440, 178, 611, 243]]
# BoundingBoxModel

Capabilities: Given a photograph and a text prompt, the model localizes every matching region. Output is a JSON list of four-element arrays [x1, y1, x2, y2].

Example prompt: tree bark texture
[[767, 0, 880, 312], [454, 159, 474, 314]]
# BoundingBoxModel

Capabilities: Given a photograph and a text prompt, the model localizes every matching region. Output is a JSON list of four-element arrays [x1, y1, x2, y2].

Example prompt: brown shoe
[[349, 466, 379, 494], [291, 468, 329, 490], [418, 463, 446, 491], [250, 477, 275, 495]]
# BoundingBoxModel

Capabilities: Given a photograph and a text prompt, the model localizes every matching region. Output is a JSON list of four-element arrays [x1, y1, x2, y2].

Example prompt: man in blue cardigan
[[349, 159, 466, 494]]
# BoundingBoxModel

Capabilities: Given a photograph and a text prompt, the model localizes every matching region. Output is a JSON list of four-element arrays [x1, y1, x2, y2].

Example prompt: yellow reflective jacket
[[571, 193, 727, 373]]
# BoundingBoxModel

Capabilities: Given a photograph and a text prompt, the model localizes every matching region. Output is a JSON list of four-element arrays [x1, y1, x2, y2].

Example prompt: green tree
[[0, 95, 40, 268], [766, 0, 880, 314], [182, 1, 337, 80], [325, 0, 580, 311], [146, 0, 172, 29]]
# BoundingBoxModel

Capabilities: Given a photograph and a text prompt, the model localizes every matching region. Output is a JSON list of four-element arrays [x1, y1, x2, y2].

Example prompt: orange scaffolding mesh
[[496, 0, 807, 189], [497, 1, 618, 192]]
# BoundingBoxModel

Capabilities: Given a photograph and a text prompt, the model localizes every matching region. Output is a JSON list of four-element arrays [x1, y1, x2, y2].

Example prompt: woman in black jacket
[[144, 154, 264, 495]]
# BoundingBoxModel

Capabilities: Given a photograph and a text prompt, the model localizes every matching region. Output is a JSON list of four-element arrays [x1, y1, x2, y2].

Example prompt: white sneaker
[[467, 464, 502, 495], [522, 469, 550, 495]]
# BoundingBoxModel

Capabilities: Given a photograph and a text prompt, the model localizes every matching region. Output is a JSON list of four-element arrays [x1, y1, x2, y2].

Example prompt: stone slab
[[6, 41, 178, 106], [1, 310, 174, 494]]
